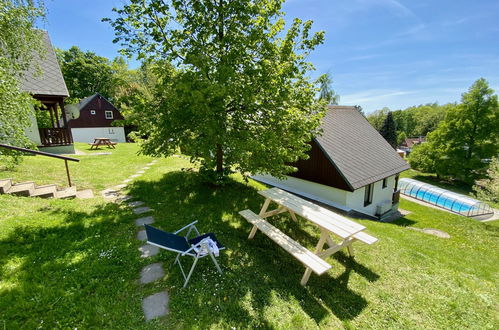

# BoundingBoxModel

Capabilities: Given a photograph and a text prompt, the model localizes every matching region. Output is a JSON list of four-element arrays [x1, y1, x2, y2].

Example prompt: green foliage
[[407, 142, 436, 173], [56, 46, 120, 102], [317, 72, 339, 105], [396, 130, 407, 146], [409, 78, 499, 184], [379, 111, 397, 148], [105, 0, 326, 181], [366, 107, 390, 131], [473, 157, 499, 203], [0, 0, 45, 165]]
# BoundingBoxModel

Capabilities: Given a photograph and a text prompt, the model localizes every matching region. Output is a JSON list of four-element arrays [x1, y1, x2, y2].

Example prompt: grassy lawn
[[1, 146, 498, 328], [1, 142, 154, 191]]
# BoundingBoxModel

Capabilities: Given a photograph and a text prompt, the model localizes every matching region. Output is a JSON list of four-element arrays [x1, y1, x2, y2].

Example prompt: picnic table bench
[[89, 138, 117, 150], [239, 187, 378, 285]]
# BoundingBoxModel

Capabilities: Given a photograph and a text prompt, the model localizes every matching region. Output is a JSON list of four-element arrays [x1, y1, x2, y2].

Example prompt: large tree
[[379, 111, 397, 148], [317, 72, 339, 105], [409, 78, 499, 184], [105, 0, 326, 180], [0, 0, 46, 166], [56, 46, 118, 102]]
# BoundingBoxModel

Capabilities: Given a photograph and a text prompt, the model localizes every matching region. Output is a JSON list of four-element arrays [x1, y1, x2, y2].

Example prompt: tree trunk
[[216, 143, 223, 173]]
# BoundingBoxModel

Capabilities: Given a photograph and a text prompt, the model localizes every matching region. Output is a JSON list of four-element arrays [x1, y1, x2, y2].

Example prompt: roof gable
[[77, 93, 119, 112], [315, 106, 409, 190], [20, 30, 69, 97]]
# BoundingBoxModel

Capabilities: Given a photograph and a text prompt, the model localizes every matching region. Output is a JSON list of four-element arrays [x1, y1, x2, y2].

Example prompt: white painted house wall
[[70, 127, 126, 143], [251, 174, 398, 217], [346, 175, 396, 216], [24, 105, 41, 145]]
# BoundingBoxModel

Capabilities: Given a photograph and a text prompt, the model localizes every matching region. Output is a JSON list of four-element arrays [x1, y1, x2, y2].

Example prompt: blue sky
[[39, 0, 499, 113]]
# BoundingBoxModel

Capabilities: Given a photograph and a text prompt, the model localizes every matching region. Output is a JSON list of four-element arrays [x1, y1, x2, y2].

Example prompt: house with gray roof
[[252, 105, 410, 219], [20, 30, 74, 153]]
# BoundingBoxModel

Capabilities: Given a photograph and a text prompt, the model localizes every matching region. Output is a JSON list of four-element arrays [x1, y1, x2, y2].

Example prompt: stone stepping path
[[139, 244, 160, 258], [99, 158, 169, 321], [128, 201, 145, 208], [133, 206, 153, 215], [135, 216, 155, 226], [140, 263, 164, 284], [143, 291, 169, 321], [137, 230, 147, 241]]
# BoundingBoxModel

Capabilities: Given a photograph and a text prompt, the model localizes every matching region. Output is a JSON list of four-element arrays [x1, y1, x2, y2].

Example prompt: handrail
[[0, 143, 79, 162], [0, 143, 79, 187]]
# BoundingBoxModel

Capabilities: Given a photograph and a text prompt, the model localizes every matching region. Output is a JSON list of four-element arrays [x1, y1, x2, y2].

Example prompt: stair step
[[76, 189, 94, 199], [31, 184, 58, 198], [0, 179, 12, 194], [7, 182, 35, 197], [55, 186, 77, 199]]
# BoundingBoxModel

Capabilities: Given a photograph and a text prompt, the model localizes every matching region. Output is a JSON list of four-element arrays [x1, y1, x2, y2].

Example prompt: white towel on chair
[[193, 238, 219, 257]]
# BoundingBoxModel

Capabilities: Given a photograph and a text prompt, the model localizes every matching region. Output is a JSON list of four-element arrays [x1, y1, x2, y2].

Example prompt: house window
[[90, 110, 96, 115], [382, 178, 387, 189], [105, 111, 113, 119], [364, 183, 374, 207]]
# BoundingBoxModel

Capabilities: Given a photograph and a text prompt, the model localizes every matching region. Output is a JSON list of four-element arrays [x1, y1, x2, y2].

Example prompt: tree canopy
[[409, 78, 499, 184], [0, 0, 46, 166], [317, 72, 339, 105], [105, 0, 326, 181], [379, 111, 397, 149]]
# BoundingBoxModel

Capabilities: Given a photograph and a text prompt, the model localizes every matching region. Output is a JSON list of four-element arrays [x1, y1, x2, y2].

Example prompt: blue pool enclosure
[[398, 178, 494, 217]]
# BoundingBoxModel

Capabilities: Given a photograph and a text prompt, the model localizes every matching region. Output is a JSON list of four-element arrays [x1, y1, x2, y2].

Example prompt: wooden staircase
[[0, 179, 93, 199]]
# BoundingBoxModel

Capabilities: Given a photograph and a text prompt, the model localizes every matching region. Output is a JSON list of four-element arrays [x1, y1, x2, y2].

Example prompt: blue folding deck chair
[[144, 221, 225, 288]]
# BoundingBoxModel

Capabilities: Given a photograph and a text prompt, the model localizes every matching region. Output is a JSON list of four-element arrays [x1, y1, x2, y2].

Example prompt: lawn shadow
[[127, 171, 379, 326], [0, 201, 146, 328]]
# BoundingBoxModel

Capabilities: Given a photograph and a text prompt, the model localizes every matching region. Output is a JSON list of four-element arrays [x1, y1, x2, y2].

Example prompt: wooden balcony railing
[[39, 128, 73, 146]]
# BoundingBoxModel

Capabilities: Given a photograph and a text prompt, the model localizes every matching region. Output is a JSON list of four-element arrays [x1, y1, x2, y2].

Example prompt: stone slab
[[142, 167, 151, 170], [135, 216, 154, 226], [142, 291, 169, 321], [128, 201, 145, 207], [114, 184, 127, 190], [130, 174, 142, 178], [139, 244, 160, 258], [116, 195, 133, 202], [133, 206, 153, 215], [123, 179, 132, 183], [137, 170, 145, 174], [146, 162, 155, 166], [140, 263, 164, 284], [137, 230, 147, 241]]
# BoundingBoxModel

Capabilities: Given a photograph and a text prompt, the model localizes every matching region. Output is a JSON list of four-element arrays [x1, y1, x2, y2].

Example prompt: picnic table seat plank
[[353, 231, 378, 245], [239, 209, 332, 275], [258, 188, 365, 239]]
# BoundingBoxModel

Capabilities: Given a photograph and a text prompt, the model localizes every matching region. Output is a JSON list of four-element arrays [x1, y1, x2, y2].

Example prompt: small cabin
[[20, 30, 74, 154], [252, 106, 410, 219], [67, 93, 126, 143]]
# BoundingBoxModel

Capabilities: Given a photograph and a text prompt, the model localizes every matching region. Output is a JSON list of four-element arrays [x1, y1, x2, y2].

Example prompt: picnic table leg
[[248, 198, 271, 239], [300, 231, 328, 286], [289, 211, 298, 222], [347, 239, 355, 257]]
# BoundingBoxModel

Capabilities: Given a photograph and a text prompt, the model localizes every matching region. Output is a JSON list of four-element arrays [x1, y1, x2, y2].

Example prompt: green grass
[[1, 147, 498, 328], [1, 142, 154, 191]]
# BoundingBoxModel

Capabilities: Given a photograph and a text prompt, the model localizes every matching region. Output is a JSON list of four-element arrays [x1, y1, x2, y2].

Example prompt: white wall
[[252, 174, 399, 217], [346, 175, 396, 216], [251, 174, 351, 212], [71, 127, 126, 143], [24, 105, 41, 145]]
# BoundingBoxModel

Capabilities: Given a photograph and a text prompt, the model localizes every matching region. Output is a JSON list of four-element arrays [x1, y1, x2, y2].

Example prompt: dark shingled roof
[[20, 30, 69, 97], [315, 106, 409, 190]]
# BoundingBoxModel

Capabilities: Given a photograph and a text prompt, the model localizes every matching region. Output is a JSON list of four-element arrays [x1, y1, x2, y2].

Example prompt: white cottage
[[252, 105, 410, 219]]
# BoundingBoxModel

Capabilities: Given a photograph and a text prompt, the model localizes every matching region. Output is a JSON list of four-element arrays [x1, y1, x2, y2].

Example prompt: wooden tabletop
[[258, 188, 365, 239]]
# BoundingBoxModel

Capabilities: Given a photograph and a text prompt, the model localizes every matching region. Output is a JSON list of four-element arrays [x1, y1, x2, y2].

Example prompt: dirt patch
[[408, 227, 451, 238]]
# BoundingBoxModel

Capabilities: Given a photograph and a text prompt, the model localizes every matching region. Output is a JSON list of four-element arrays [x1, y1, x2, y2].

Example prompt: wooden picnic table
[[89, 138, 117, 150], [240, 187, 378, 285]]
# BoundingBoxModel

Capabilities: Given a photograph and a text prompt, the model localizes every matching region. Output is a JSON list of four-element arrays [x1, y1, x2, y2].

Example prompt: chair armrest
[[174, 220, 198, 234]]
